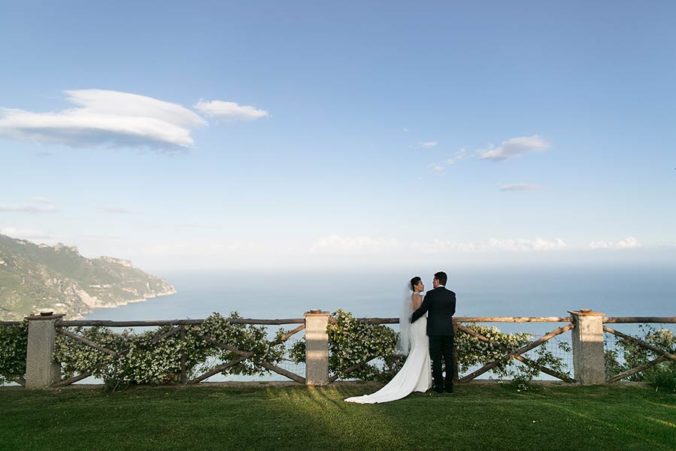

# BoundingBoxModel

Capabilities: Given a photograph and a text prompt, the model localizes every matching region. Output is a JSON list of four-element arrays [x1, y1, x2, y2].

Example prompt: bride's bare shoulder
[[411, 292, 423, 309]]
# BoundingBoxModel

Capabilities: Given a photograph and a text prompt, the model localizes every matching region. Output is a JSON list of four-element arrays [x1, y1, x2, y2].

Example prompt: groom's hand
[[411, 296, 429, 323]]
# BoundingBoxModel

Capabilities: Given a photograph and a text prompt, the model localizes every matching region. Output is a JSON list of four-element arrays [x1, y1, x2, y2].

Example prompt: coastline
[[73, 286, 177, 320]]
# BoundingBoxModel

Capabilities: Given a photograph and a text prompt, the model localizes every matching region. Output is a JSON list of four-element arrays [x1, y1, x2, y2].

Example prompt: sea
[[85, 264, 676, 322]]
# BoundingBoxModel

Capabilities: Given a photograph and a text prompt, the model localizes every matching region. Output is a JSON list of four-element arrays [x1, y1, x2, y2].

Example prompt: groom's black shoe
[[444, 382, 454, 393], [434, 383, 444, 394]]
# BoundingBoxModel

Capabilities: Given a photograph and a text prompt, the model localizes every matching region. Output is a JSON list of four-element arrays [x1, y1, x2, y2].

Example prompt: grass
[[0, 382, 674, 450]]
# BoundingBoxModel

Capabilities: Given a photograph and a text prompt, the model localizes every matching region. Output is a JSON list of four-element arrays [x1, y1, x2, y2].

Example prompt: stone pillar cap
[[25, 312, 65, 321], [304, 310, 330, 316], [568, 309, 604, 316]]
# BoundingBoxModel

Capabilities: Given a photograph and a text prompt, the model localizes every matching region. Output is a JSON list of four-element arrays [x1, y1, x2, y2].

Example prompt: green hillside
[[0, 234, 175, 320]]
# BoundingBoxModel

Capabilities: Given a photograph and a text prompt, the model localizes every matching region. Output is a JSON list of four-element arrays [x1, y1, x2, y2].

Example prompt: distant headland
[[0, 234, 175, 320]]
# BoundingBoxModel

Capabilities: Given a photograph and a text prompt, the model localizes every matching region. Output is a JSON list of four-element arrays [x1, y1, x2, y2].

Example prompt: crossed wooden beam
[[603, 325, 675, 383], [326, 323, 577, 384], [457, 322, 576, 383], [53, 323, 307, 387], [328, 360, 374, 383], [53, 325, 184, 387]]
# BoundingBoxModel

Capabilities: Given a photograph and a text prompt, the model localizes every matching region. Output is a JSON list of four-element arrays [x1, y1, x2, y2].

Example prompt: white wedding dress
[[344, 313, 432, 404]]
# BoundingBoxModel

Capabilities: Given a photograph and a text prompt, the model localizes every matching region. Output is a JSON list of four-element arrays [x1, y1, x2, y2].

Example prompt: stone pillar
[[304, 310, 330, 386], [570, 309, 606, 385], [25, 312, 63, 389]]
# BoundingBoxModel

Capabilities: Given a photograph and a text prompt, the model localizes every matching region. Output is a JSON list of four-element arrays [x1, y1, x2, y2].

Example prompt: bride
[[345, 276, 432, 404]]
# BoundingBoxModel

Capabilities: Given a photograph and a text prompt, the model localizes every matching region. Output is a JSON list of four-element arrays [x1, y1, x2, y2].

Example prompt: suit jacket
[[411, 286, 456, 336]]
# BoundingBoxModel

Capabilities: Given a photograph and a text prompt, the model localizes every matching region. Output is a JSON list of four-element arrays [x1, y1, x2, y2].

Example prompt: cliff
[[0, 234, 175, 320]]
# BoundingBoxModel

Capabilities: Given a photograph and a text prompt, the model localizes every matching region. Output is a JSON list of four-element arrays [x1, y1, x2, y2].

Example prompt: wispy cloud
[[415, 237, 567, 253], [499, 184, 543, 192], [194, 100, 268, 120], [0, 89, 206, 150], [0, 198, 57, 213], [446, 149, 468, 165], [479, 135, 550, 161], [429, 149, 468, 175], [431, 163, 447, 176], [427, 134, 550, 175], [419, 141, 438, 149], [588, 237, 641, 249]]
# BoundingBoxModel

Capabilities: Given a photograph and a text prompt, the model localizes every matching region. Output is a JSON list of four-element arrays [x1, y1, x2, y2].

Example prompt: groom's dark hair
[[434, 271, 447, 286]]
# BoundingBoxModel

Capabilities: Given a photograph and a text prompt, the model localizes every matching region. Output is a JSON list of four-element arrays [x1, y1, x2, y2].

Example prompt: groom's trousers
[[429, 334, 454, 386]]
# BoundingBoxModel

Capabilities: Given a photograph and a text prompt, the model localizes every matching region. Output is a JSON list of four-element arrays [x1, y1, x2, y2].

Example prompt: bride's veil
[[396, 284, 413, 355]]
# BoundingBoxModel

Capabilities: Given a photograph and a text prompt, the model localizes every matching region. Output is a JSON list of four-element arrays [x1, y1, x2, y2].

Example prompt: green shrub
[[291, 310, 570, 384], [457, 324, 571, 388], [0, 322, 27, 384], [291, 309, 404, 382], [54, 312, 287, 387], [605, 325, 675, 384], [646, 363, 676, 393]]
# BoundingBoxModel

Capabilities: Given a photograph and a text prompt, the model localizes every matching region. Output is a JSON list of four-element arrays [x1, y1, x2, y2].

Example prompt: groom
[[411, 271, 456, 393]]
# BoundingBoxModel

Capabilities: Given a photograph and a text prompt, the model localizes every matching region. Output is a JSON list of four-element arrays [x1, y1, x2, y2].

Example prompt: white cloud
[[0, 89, 206, 150], [479, 135, 550, 161], [429, 149, 468, 175], [419, 141, 438, 149], [431, 163, 447, 175], [0, 198, 57, 213], [310, 235, 399, 254], [446, 149, 468, 165], [415, 236, 643, 254], [589, 237, 641, 250], [415, 238, 567, 253], [617, 237, 641, 248], [194, 100, 268, 120], [500, 184, 543, 191]]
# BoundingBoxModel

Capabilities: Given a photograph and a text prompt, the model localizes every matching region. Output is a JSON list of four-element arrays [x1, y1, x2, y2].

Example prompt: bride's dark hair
[[410, 276, 421, 291]]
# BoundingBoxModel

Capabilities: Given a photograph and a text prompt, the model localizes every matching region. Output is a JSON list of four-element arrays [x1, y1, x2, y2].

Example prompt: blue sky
[[0, 1, 674, 270]]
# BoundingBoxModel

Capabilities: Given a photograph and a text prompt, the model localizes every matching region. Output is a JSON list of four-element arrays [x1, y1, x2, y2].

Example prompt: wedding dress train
[[344, 315, 432, 404]]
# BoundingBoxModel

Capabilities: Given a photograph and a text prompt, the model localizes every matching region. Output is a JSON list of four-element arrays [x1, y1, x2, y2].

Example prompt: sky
[[0, 1, 675, 271]]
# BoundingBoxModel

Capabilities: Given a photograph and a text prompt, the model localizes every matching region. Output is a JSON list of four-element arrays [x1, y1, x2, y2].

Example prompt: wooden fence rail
[[57, 318, 305, 327], [1, 310, 674, 389], [456, 323, 576, 383], [459, 323, 575, 382], [2, 316, 670, 328], [603, 317, 676, 324]]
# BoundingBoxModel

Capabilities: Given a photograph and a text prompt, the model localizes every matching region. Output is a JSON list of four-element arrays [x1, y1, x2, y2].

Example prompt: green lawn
[[0, 383, 674, 450]]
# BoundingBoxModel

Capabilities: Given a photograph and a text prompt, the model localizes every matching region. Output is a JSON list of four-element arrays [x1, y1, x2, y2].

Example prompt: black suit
[[411, 286, 456, 390]]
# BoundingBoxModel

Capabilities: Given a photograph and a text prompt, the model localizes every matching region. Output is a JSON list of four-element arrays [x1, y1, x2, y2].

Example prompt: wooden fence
[[1, 309, 674, 389]]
